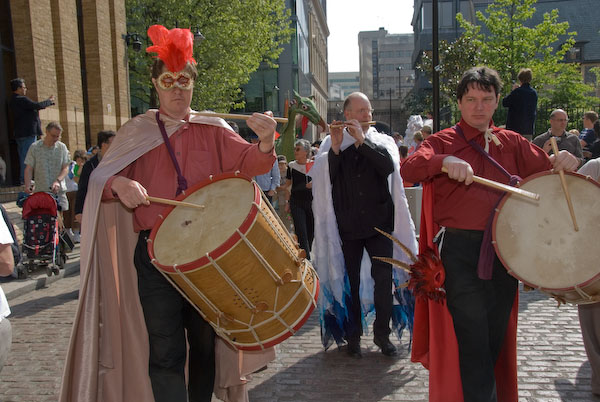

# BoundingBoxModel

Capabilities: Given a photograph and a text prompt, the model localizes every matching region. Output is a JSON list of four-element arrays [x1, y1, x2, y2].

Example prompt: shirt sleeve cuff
[[102, 176, 119, 200], [427, 154, 448, 177]]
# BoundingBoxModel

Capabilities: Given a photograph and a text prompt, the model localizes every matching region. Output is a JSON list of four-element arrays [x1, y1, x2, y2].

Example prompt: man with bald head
[[311, 92, 417, 359], [533, 109, 583, 167]]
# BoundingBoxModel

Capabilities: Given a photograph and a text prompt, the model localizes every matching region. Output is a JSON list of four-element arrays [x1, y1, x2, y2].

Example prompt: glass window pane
[[421, 3, 432, 29], [440, 2, 453, 28]]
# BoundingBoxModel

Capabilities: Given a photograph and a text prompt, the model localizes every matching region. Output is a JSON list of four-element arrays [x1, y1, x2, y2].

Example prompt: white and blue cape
[[309, 127, 418, 349]]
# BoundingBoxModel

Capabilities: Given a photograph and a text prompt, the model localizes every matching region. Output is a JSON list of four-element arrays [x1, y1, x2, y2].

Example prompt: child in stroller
[[18, 192, 72, 278]]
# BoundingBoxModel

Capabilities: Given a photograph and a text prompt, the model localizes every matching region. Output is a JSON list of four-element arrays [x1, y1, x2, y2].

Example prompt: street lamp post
[[273, 85, 279, 113], [397, 65, 402, 99], [389, 88, 392, 134], [432, 0, 440, 132]]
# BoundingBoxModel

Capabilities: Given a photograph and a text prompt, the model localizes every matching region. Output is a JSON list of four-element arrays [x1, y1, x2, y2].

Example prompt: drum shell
[[148, 173, 318, 350], [493, 171, 600, 304]]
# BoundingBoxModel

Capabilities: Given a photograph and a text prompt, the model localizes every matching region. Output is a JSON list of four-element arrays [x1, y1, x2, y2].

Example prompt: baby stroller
[[18, 192, 71, 278]]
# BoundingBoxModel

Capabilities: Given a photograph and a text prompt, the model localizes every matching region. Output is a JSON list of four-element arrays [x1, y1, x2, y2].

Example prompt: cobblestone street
[[0, 268, 597, 401]]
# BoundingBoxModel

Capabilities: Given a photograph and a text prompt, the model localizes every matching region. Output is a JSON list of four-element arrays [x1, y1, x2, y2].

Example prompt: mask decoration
[[156, 71, 194, 91], [146, 24, 196, 76]]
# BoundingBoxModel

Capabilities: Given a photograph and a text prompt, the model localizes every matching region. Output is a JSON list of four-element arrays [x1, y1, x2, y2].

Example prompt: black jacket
[[328, 138, 394, 240], [75, 154, 100, 215], [502, 83, 538, 136], [9, 93, 54, 139]]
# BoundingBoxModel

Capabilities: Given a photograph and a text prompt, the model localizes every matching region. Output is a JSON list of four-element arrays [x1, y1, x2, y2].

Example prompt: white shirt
[[0, 217, 12, 321]]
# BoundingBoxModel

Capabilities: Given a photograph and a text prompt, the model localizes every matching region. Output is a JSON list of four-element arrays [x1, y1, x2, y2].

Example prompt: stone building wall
[[7, 0, 129, 159]]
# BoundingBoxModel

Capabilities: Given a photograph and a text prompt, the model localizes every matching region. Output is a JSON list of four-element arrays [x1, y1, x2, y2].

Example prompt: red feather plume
[[407, 248, 446, 303], [146, 25, 196, 73]]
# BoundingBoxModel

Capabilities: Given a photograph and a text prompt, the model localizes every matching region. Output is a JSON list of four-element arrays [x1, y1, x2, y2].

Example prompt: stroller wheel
[[17, 265, 28, 279], [52, 266, 60, 276], [46, 266, 53, 277]]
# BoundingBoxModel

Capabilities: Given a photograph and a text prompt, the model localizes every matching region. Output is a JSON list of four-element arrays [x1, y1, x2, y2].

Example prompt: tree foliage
[[418, 34, 478, 104], [126, 0, 292, 112], [418, 0, 595, 110]]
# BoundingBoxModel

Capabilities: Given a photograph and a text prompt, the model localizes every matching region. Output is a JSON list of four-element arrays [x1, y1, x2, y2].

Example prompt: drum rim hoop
[[147, 172, 259, 272], [492, 170, 600, 291]]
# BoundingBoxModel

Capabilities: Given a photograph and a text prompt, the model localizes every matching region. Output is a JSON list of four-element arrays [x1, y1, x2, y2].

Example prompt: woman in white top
[[0, 214, 13, 372]]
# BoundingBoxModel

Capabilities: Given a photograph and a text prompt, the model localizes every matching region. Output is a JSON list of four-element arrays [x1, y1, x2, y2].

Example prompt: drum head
[[152, 176, 256, 268], [493, 172, 600, 290]]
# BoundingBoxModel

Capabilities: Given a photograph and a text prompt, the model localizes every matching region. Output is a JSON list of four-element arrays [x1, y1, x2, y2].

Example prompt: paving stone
[[0, 215, 598, 401]]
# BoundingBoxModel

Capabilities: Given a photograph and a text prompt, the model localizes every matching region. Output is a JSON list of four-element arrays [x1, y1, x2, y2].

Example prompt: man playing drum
[[60, 25, 277, 402], [401, 66, 579, 402]]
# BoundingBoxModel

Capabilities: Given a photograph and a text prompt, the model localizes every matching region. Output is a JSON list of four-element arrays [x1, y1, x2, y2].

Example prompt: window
[[440, 2, 453, 28], [421, 1, 454, 30], [566, 44, 583, 62], [421, 3, 432, 30], [459, 1, 475, 23]]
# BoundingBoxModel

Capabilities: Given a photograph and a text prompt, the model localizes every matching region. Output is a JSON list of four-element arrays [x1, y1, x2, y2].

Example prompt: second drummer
[[401, 66, 579, 402], [59, 25, 277, 402]]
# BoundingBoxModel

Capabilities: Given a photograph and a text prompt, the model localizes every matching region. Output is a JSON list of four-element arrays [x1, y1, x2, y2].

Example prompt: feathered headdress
[[146, 25, 197, 73]]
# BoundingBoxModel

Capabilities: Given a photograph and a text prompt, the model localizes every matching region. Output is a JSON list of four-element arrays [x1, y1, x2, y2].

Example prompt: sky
[[327, 1, 416, 72]]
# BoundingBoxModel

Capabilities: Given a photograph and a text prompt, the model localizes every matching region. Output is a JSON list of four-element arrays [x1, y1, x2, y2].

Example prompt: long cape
[[309, 128, 418, 348], [59, 110, 274, 402], [412, 182, 518, 402]]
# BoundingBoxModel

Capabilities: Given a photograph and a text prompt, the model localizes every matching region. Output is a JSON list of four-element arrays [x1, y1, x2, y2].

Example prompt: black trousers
[[341, 233, 393, 342], [441, 229, 517, 402], [290, 199, 314, 259], [134, 231, 216, 402]]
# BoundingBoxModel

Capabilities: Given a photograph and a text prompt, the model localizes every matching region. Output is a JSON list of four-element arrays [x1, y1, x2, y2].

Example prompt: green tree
[[417, 34, 479, 125], [458, 0, 593, 106], [126, 0, 292, 112], [418, 34, 479, 104], [419, 0, 594, 110]]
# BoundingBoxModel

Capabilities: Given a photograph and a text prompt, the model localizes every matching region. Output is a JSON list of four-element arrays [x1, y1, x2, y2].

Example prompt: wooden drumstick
[[195, 111, 288, 124], [441, 167, 540, 201], [550, 137, 579, 231], [330, 120, 377, 129], [146, 196, 205, 210]]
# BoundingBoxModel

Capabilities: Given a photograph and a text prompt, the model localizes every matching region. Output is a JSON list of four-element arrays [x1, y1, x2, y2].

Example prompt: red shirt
[[104, 122, 276, 231], [400, 119, 552, 230]]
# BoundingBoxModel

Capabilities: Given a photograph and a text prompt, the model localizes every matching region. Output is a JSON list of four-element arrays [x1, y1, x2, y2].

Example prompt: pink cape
[[411, 182, 518, 402], [59, 110, 274, 402]]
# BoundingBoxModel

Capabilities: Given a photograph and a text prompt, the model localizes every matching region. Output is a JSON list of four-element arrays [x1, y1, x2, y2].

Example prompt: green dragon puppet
[[276, 91, 327, 162]]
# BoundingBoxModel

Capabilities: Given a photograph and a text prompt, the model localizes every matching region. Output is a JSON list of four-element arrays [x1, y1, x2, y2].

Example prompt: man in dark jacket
[[502, 68, 537, 140], [9, 78, 55, 184], [328, 92, 398, 358]]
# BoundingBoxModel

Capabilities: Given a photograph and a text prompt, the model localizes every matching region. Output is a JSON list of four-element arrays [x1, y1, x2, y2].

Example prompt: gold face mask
[[156, 71, 194, 91]]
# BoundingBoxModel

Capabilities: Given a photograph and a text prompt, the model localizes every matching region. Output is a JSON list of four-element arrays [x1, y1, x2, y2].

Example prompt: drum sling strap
[[454, 125, 521, 280], [156, 111, 188, 196]]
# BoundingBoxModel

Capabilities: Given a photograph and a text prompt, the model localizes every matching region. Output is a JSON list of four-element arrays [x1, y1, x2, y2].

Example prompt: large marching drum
[[148, 172, 319, 350], [493, 171, 600, 304]]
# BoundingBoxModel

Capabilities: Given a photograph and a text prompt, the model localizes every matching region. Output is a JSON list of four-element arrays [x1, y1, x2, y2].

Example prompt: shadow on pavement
[[554, 360, 599, 400], [249, 346, 416, 402], [9, 289, 79, 318], [518, 286, 550, 311]]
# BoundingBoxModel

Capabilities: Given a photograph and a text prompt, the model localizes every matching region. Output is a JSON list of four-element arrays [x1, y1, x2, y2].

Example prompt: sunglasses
[[156, 71, 194, 91]]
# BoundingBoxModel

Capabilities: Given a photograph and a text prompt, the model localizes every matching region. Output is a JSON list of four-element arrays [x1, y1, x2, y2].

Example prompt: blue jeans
[[15, 136, 36, 184]]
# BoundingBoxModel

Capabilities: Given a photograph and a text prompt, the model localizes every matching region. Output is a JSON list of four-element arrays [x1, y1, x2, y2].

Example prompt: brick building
[[0, 0, 129, 186]]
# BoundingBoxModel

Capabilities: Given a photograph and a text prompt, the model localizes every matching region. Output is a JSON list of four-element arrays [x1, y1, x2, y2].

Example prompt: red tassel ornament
[[374, 228, 446, 303]]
